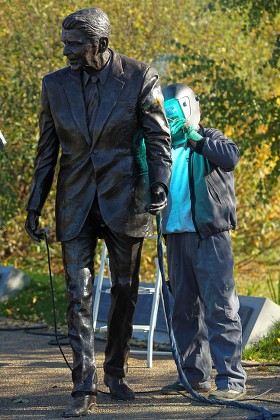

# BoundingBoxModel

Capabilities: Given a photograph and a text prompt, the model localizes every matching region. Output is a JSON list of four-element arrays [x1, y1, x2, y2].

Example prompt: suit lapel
[[63, 69, 92, 145], [91, 51, 125, 149]]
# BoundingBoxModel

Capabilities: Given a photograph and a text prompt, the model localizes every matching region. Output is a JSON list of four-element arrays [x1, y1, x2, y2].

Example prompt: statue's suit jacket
[[27, 50, 172, 241]]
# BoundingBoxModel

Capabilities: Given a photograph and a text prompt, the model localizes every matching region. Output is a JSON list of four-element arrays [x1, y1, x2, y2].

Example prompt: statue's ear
[[99, 37, 109, 53]]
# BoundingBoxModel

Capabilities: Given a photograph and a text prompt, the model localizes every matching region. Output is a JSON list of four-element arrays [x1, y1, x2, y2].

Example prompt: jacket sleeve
[[193, 127, 240, 171], [138, 67, 172, 189], [26, 78, 59, 214]]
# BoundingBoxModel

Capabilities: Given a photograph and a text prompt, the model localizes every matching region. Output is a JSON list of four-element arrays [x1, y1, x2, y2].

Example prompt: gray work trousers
[[166, 231, 246, 391]]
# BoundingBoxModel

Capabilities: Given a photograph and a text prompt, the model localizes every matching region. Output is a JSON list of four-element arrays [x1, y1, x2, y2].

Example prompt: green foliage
[[0, 0, 279, 288], [0, 271, 67, 326], [267, 273, 280, 305], [212, 0, 280, 25], [210, 0, 280, 68]]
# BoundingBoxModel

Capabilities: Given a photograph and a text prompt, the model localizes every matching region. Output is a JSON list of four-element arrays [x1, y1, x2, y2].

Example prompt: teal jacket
[[187, 125, 240, 239]]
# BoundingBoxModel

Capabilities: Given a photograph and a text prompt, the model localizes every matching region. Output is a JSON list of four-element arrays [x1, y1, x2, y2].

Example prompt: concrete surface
[[0, 327, 280, 419]]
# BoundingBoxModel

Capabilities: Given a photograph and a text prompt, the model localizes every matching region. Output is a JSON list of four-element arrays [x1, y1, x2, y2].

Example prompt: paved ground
[[0, 327, 280, 419]]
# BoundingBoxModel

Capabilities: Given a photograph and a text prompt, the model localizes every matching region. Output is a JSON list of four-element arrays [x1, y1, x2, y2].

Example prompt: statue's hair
[[62, 8, 110, 41]]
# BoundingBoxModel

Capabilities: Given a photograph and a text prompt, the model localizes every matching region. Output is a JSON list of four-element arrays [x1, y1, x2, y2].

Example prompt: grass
[[0, 270, 280, 363], [242, 321, 280, 364], [0, 271, 67, 326]]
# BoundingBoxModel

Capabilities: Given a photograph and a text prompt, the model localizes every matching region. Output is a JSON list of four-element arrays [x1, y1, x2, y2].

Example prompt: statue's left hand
[[25, 211, 45, 242], [146, 183, 167, 215]]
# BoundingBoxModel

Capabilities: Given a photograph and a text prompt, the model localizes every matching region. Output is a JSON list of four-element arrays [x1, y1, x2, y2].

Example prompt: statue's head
[[61, 8, 110, 71], [62, 8, 110, 42]]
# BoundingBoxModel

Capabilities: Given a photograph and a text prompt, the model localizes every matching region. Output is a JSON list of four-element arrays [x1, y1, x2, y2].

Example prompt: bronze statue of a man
[[25, 7, 171, 417]]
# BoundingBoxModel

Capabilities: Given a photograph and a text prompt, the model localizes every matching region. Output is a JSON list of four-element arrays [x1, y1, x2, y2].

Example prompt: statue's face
[[61, 28, 100, 71]]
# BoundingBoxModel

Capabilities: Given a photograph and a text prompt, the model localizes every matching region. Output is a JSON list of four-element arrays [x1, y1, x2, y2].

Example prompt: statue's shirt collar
[[82, 51, 112, 88]]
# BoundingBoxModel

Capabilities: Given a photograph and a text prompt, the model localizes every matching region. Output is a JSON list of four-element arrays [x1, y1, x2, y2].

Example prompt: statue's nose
[[63, 45, 72, 56]]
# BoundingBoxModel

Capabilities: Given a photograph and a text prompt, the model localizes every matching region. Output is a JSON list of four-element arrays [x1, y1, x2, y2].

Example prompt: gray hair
[[62, 7, 110, 41]]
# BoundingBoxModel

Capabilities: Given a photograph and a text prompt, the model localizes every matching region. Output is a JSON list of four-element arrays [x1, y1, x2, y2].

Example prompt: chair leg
[[146, 258, 162, 368], [92, 243, 107, 330]]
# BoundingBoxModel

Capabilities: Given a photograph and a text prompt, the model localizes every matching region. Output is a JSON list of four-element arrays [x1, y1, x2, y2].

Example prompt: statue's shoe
[[104, 373, 135, 401], [62, 394, 96, 417]]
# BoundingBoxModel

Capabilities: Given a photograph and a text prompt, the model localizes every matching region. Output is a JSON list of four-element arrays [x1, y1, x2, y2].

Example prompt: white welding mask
[[162, 83, 201, 130]]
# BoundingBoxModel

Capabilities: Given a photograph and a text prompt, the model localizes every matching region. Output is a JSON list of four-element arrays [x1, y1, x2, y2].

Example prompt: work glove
[[169, 118, 187, 136], [169, 119, 203, 145], [146, 183, 168, 215], [184, 124, 203, 142], [25, 210, 45, 242]]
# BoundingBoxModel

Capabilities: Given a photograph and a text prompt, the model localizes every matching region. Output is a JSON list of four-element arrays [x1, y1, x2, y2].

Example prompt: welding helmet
[[163, 83, 201, 133]]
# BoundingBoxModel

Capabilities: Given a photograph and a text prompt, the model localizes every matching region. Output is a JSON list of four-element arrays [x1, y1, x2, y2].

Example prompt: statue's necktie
[[85, 74, 100, 136]]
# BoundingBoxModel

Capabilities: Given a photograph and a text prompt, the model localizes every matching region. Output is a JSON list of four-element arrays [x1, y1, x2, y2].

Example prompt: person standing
[[160, 83, 246, 400], [25, 7, 171, 417]]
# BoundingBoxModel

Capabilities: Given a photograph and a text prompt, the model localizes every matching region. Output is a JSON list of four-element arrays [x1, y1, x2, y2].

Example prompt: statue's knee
[[111, 276, 131, 288], [66, 267, 93, 300]]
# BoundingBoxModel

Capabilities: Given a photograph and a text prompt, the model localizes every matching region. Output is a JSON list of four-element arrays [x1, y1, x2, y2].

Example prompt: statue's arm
[[27, 78, 59, 215], [139, 67, 172, 190]]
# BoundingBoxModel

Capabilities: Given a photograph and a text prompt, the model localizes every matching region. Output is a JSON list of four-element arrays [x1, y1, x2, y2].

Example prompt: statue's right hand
[[25, 211, 44, 242]]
